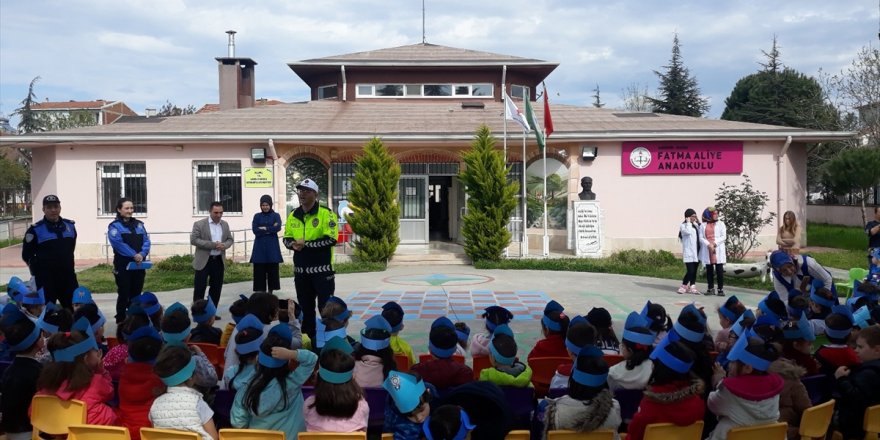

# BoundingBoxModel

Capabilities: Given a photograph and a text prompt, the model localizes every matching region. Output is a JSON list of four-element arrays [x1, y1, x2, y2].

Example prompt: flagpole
[[522, 129, 528, 257], [541, 82, 553, 257], [501, 66, 508, 163]]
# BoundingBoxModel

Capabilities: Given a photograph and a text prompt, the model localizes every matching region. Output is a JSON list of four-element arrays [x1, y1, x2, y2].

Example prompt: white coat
[[699, 221, 727, 265], [679, 221, 700, 263]]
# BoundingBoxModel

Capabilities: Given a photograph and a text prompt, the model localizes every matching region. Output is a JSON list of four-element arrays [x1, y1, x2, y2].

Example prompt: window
[[193, 161, 242, 214], [454, 85, 470, 96], [510, 85, 530, 100], [356, 83, 494, 98], [472, 84, 493, 96], [424, 85, 452, 96], [405, 84, 422, 96], [98, 162, 147, 215], [375, 84, 404, 96], [317, 84, 338, 100]]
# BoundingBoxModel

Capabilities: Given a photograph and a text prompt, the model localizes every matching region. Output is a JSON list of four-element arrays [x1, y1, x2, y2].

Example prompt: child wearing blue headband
[[453, 322, 470, 356], [304, 340, 369, 433], [815, 306, 859, 377], [222, 292, 302, 374], [539, 346, 622, 438], [21, 288, 46, 323], [423, 404, 475, 440], [150, 345, 218, 440], [470, 306, 513, 356], [780, 315, 820, 376], [714, 296, 746, 353], [382, 301, 416, 365], [0, 305, 45, 438], [118, 324, 164, 440], [706, 334, 783, 440], [549, 316, 597, 391], [353, 315, 397, 388], [412, 317, 474, 389], [160, 303, 218, 398], [383, 371, 436, 439], [480, 324, 533, 388], [36, 317, 119, 426], [231, 323, 317, 438], [608, 312, 655, 392], [528, 300, 570, 361], [190, 299, 222, 345], [221, 314, 264, 392]]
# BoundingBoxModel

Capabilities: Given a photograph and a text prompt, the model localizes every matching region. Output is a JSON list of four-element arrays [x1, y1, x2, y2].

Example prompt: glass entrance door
[[399, 176, 429, 244]]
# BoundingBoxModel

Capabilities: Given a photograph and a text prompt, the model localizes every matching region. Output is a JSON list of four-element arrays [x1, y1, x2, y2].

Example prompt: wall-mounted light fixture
[[251, 147, 266, 163], [581, 146, 598, 161]]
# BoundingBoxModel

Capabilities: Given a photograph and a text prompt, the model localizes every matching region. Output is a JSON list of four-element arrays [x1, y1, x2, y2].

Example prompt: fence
[[0, 187, 31, 219], [807, 204, 878, 227], [0, 216, 30, 241]]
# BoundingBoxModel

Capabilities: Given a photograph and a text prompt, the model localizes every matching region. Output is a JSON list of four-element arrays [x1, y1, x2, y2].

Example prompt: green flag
[[524, 97, 545, 150]]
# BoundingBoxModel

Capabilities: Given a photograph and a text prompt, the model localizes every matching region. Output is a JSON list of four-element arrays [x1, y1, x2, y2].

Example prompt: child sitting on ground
[[220, 294, 249, 347], [608, 312, 655, 391], [550, 315, 597, 390], [190, 299, 222, 345], [471, 306, 513, 356], [353, 315, 397, 388], [588, 307, 620, 354], [454, 322, 470, 356], [36, 317, 119, 426], [528, 300, 570, 361], [815, 306, 860, 376], [149, 345, 218, 440], [481, 323, 533, 387], [221, 314, 263, 391], [161, 302, 219, 397], [707, 331, 784, 440], [383, 301, 416, 365], [715, 296, 746, 352], [0, 304, 45, 440], [833, 325, 880, 440], [383, 371, 435, 440], [539, 345, 622, 439], [303, 337, 370, 432], [411, 317, 474, 389], [231, 323, 318, 438], [118, 324, 164, 440]]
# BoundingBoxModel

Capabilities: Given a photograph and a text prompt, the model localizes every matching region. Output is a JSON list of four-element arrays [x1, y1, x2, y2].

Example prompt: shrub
[[714, 174, 775, 262], [155, 254, 194, 272], [347, 137, 401, 262], [607, 249, 678, 267]]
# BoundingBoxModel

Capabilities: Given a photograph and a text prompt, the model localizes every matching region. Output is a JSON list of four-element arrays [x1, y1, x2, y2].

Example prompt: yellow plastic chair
[[643, 421, 704, 440], [381, 434, 393, 440], [799, 399, 835, 440], [298, 434, 367, 440], [865, 404, 880, 439], [220, 428, 286, 439], [69, 424, 132, 440], [506, 429, 531, 440], [30, 395, 87, 440], [727, 422, 788, 440], [547, 429, 616, 439], [140, 427, 201, 440]]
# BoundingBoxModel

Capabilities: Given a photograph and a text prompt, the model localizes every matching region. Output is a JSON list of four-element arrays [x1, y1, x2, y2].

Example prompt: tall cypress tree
[[347, 137, 401, 262], [649, 34, 710, 117], [459, 125, 519, 262], [14, 76, 45, 134]]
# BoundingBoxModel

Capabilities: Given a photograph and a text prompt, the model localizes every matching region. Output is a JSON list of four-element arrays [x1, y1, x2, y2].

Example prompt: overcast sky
[[1, 0, 878, 126]]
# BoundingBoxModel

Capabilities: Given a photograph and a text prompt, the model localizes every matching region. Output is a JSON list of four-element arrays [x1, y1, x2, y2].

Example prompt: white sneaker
[[688, 285, 701, 295], [677, 285, 688, 294]]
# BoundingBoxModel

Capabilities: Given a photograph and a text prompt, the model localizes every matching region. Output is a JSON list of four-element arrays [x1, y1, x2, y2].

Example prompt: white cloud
[[96, 32, 192, 55]]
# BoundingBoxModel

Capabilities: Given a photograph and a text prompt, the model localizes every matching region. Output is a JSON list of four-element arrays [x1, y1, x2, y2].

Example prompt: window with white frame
[[193, 161, 242, 214], [510, 84, 530, 100], [356, 83, 494, 98], [98, 162, 147, 215]]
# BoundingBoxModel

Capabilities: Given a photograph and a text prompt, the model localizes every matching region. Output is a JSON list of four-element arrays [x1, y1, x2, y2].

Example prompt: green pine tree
[[459, 125, 519, 261], [346, 137, 401, 262], [649, 33, 710, 117], [14, 76, 45, 134]]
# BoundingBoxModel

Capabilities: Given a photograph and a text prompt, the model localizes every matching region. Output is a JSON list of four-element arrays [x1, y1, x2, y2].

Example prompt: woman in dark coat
[[250, 195, 283, 293]]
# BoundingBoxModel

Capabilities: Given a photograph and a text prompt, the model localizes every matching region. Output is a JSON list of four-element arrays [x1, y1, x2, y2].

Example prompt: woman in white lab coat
[[678, 208, 701, 295], [699, 206, 727, 296]]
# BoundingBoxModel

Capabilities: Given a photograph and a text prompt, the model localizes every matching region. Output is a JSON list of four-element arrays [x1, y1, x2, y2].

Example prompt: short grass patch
[[0, 238, 21, 249], [807, 222, 867, 252], [807, 249, 868, 272]]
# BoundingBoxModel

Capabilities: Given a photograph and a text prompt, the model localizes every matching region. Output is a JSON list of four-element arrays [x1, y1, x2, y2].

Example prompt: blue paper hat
[[72, 286, 94, 305], [230, 294, 249, 324], [52, 317, 99, 362], [429, 317, 458, 358], [316, 319, 348, 349], [7, 276, 28, 303], [134, 292, 162, 316], [160, 357, 196, 387], [361, 315, 392, 351], [259, 322, 293, 368], [622, 311, 656, 346], [728, 328, 771, 371], [719, 296, 742, 321], [565, 315, 589, 355], [455, 323, 471, 342], [431, 316, 455, 330], [649, 335, 693, 374], [383, 371, 427, 413], [852, 305, 872, 329], [542, 300, 565, 332], [234, 314, 265, 355], [672, 304, 705, 343], [758, 291, 785, 323], [0, 304, 41, 352], [6, 276, 22, 294], [482, 306, 512, 332], [37, 303, 61, 334], [571, 345, 608, 387], [639, 301, 654, 327], [810, 282, 836, 308], [128, 323, 162, 342], [489, 324, 516, 365], [770, 250, 793, 269], [325, 296, 351, 321], [381, 301, 405, 332], [853, 280, 880, 302], [783, 313, 815, 341], [322, 335, 354, 355], [729, 310, 753, 338], [22, 288, 45, 306], [162, 302, 191, 346], [192, 300, 217, 324], [679, 303, 706, 325], [825, 305, 854, 340], [423, 409, 475, 440]]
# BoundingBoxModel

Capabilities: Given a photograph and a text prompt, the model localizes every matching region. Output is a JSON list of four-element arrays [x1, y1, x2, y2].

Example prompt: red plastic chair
[[603, 354, 624, 366], [472, 355, 491, 380], [418, 353, 465, 365], [394, 354, 412, 373], [528, 356, 571, 398], [189, 342, 224, 376]]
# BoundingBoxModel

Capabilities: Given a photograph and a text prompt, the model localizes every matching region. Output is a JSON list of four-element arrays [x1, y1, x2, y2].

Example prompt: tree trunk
[[861, 190, 868, 226]]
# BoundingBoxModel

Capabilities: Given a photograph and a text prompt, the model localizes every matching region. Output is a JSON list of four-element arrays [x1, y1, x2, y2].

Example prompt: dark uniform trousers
[[193, 255, 225, 307], [113, 258, 146, 321], [296, 271, 335, 342]]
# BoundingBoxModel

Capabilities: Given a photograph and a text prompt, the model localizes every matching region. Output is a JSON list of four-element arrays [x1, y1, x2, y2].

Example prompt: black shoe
[[704, 288, 715, 296], [717, 289, 725, 297]]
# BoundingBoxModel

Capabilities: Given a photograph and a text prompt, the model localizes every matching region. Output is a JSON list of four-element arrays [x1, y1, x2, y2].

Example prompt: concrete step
[[389, 252, 471, 266]]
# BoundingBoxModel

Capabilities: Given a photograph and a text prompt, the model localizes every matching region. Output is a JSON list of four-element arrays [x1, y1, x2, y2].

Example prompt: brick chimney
[[216, 30, 257, 110]]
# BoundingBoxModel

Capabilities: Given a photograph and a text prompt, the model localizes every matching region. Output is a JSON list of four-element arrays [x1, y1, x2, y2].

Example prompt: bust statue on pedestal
[[578, 176, 596, 201]]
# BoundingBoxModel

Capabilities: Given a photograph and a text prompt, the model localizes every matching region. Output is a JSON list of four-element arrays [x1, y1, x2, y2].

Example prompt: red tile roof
[[31, 100, 111, 110], [196, 99, 285, 114]]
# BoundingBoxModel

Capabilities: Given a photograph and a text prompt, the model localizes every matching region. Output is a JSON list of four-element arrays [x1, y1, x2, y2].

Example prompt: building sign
[[244, 167, 273, 188], [621, 141, 743, 175]]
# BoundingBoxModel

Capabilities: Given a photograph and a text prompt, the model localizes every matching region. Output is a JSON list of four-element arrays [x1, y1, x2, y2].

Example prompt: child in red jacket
[[815, 306, 860, 376], [411, 317, 473, 390], [549, 316, 597, 390], [119, 325, 165, 440], [626, 339, 705, 440], [528, 300, 570, 361]]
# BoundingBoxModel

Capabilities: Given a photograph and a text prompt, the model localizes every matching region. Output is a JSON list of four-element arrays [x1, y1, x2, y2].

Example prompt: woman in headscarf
[[699, 206, 727, 297], [250, 195, 284, 293]]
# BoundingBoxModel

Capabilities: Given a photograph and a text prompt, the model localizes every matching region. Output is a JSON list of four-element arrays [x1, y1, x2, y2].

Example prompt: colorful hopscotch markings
[[345, 289, 551, 320]]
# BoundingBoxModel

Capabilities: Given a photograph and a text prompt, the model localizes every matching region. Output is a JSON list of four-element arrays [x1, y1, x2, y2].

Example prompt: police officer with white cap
[[21, 194, 79, 309]]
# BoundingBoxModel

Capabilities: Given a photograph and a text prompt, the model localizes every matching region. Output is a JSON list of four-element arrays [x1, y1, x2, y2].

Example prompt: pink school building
[[0, 42, 852, 259]]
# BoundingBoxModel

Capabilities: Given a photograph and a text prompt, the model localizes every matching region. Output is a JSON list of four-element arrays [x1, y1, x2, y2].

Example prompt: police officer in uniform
[[107, 197, 151, 323], [283, 179, 338, 342], [21, 194, 79, 309]]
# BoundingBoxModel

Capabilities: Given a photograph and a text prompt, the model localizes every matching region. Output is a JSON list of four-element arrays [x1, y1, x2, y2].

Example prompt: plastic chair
[[31, 395, 87, 439], [472, 355, 491, 380], [189, 342, 224, 368], [505, 429, 531, 440], [547, 430, 615, 439], [394, 353, 412, 372], [603, 354, 624, 366], [837, 268, 869, 298], [140, 428, 201, 440], [298, 433, 367, 440], [219, 428, 286, 439], [865, 404, 880, 438], [801, 374, 832, 405], [798, 399, 835, 440], [643, 421, 704, 440], [68, 424, 131, 440], [418, 353, 466, 365], [726, 421, 787, 440], [528, 356, 571, 397]]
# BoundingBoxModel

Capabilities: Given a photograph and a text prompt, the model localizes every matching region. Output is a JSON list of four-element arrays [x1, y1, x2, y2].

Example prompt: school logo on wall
[[629, 147, 652, 169]]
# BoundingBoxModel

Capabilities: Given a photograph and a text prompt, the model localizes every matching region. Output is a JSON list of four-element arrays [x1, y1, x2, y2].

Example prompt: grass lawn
[[0, 238, 21, 249], [807, 222, 867, 251]]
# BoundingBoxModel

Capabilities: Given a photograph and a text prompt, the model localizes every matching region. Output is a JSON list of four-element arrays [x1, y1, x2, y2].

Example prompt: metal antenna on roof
[[422, 0, 426, 43]]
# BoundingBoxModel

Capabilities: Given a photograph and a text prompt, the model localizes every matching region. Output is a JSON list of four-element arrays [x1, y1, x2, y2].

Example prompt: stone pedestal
[[573, 201, 603, 257]]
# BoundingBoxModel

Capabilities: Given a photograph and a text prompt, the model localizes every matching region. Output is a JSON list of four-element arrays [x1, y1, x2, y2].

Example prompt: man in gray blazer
[[191, 201, 234, 311]]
